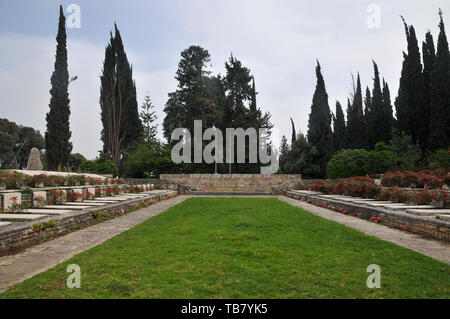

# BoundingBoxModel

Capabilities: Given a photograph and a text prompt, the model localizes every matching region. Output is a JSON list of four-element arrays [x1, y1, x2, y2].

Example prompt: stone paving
[[279, 196, 450, 265], [0, 195, 189, 293]]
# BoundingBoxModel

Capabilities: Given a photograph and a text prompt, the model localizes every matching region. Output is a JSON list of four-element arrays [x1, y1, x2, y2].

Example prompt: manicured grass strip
[[1, 197, 449, 298]]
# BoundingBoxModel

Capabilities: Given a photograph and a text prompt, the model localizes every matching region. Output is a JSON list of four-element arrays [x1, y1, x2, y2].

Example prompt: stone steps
[[190, 191, 273, 196], [0, 214, 48, 221]]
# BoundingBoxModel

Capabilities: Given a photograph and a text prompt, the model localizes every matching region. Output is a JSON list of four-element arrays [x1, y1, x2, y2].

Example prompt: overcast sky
[[0, 0, 449, 159]]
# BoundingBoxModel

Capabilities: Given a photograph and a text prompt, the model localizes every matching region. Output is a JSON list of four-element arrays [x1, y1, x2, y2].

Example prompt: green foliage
[[140, 95, 158, 144], [306, 62, 333, 177], [280, 133, 320, 177], [326, 149, 368, 179], [100, 24, 143, 169], [332, 101, 346, 153], [429, 10, 450, 150], [123, 141, 175, 178], [428, 148, 450, 170], [45, 6, 73, 170], [0, 118, 44, 169], [390, 129, 422, 170], [347, 75, 367, 149], [363, 142, 397, 174], [80, 154, 118, 176]]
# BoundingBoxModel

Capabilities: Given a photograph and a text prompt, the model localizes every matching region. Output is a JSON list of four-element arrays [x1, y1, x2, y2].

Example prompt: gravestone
[[26, 147, 43, 170]]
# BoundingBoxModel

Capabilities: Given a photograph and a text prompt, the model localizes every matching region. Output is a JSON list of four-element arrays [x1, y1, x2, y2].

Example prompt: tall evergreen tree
[[347, 74, 366, 149], [381, 79, 393, 142], [100, 24, 143, 169], [140, 94, 158, 144], [307, 61, 333, 177], [45, 6, 72, 170], [364, 86, 375, 148], [429, 10, 450, 150], [395, 52, 410, 135], [290, 117, 296, 144], [333, 101, 346, 152], [395, 18, 427, 148], [421, 31, 435, 152]]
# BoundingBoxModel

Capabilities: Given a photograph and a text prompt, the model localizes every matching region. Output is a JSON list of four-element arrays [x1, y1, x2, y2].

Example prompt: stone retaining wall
[[159, 174, 302, 193], [285, 191, 450, 242]]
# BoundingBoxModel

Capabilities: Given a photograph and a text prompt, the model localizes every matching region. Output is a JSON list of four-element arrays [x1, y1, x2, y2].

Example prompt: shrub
[[428, 148, 450, 170], [363, 142, 397, 175], [327, 149, 368, 179]]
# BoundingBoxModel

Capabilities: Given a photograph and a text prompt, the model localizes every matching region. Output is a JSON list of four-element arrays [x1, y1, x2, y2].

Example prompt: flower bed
[[0, 170, 124, 190], [309, 177, 450, 208]]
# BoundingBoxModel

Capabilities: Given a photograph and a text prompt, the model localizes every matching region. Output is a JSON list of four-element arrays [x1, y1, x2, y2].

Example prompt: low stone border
[[285, 191, 450, 242], [0, 190, 177, 256]]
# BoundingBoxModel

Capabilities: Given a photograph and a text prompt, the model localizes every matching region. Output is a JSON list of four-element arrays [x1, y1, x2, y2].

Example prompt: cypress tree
[[290, 117, 296, 144], [429, 10, 450, 150], [381, 79, 393, 143], [395, 52, 410, 135], [307, 61, 333, 177], [333, 101, 346, 152], [395, 18, 427, 147], [347, 74, 366, 149], [421, 31, 435, 152], [364, 86, 375, 148], [100, 24, 143, 169], [45, 6, 72, 170]]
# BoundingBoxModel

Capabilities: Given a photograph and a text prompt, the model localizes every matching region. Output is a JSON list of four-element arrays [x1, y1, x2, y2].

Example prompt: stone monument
[[26, 147, 43, 170]]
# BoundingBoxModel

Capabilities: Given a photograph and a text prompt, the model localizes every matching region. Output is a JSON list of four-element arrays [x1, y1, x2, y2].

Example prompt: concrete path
[[0, 195, 189, 293], [279, 196, 450, 265]]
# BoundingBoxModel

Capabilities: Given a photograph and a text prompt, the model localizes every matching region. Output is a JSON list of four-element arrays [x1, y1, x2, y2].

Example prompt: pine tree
[[100, 24, 143, 169], [347, 74, 366, 149], [140, 94, 158, 144], [45, 6, 72, 170], [429, 10, 450, 150], [333, 101, 346, 152], [307, 61, 333, 177]]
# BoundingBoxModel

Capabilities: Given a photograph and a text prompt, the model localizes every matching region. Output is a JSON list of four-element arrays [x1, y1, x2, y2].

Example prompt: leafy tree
[[100, 24, 143, 169], [389, 128, 422, 170], [363, 142, 397, 174], [307, 61, 333, 177], [80, 154, 118, 176], [278, 135, 290, 173], [45, 6, 72, 170], [381, 79, 393, 143], [428, 10, 450, 150], [0, 119, 45, 169], [327, 149, 368, 179], [68, 153, 87, 170], [123, 142, 175, 178], [282, 133, 320, 178]]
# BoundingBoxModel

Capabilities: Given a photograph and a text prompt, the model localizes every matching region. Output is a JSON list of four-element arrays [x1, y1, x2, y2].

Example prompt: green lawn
[[1, 197, 449, 298]]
